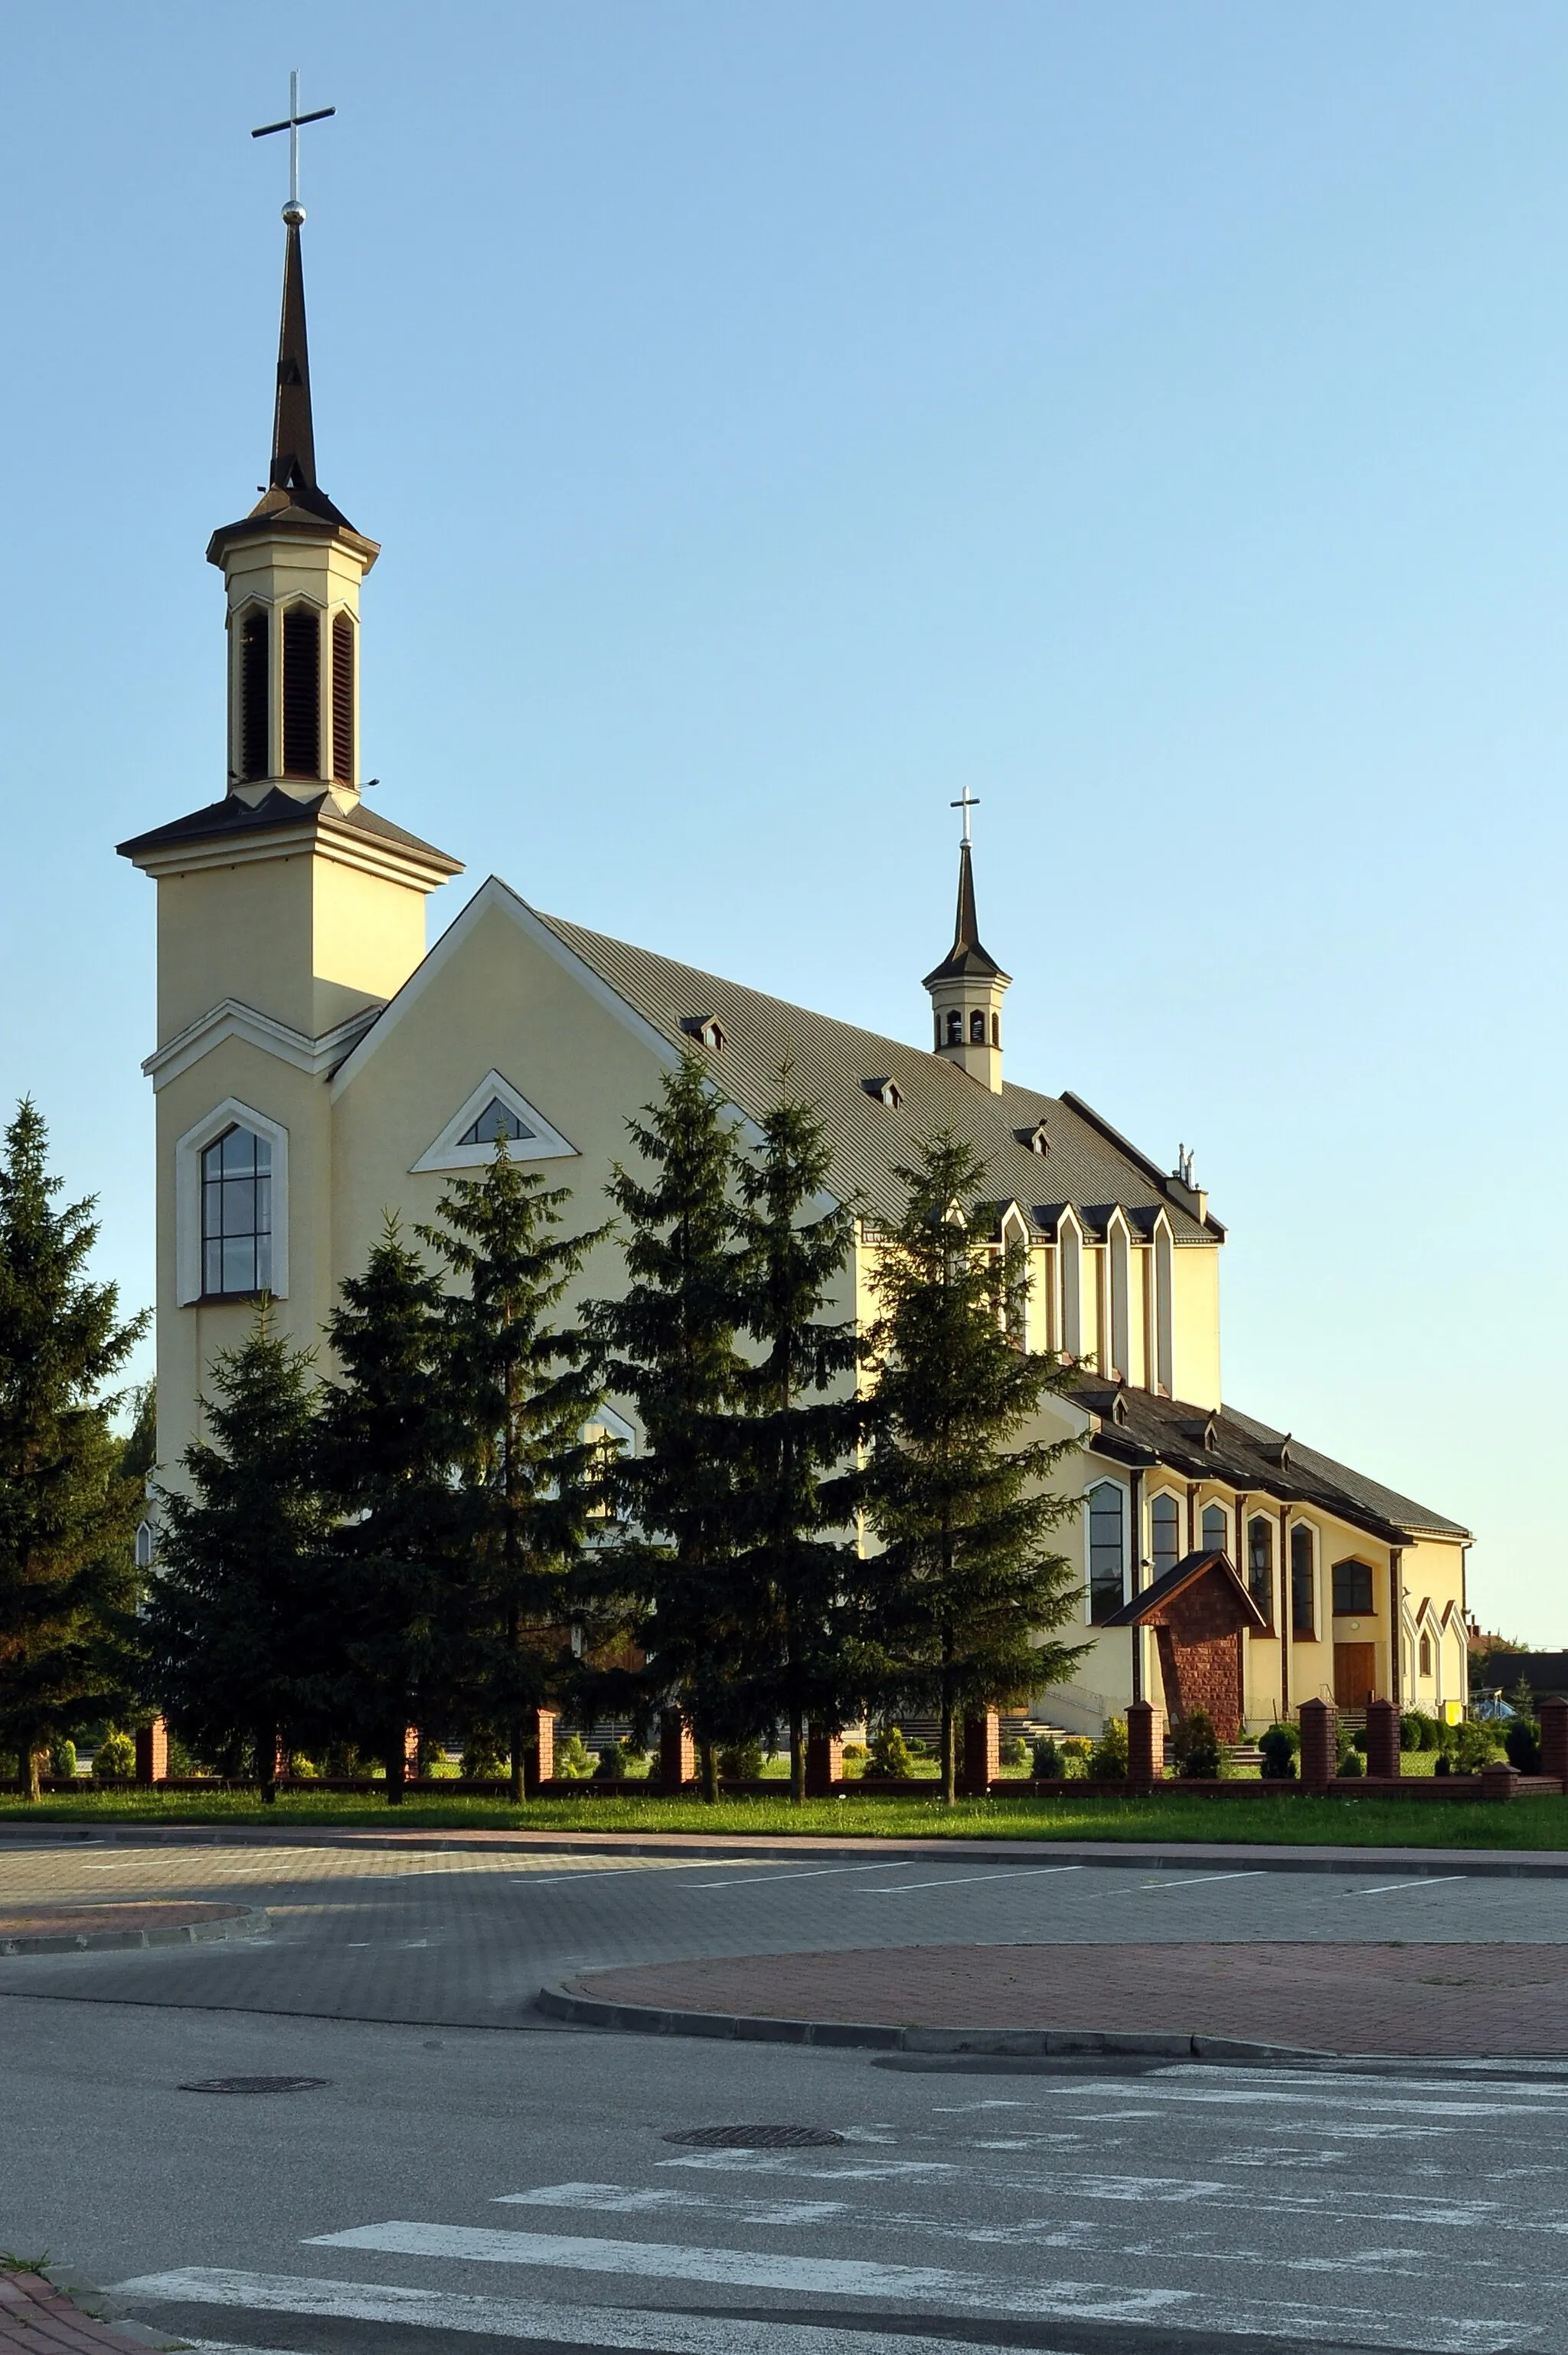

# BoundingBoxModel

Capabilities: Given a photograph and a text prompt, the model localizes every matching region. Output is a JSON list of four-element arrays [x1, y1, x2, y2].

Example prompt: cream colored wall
[[153, 852, 429, 1046], [1169, 1242, 1221, 1408], [1127, 1245, 1148, 1388]]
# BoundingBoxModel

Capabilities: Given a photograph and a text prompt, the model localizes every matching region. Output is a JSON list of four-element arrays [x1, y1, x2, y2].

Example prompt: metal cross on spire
[[252, 70, 335, 226], [950, 787, 980, 846]]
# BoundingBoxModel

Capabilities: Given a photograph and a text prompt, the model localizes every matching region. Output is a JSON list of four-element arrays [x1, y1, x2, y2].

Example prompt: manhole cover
[[178, 2075, 330, 2095], [663, 2124, 845, 2149]]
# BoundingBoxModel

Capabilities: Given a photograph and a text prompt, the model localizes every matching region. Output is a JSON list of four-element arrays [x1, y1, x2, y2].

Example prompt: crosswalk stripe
[[113, 2268, 1075, 2355], [305, 2219, 1193, 2320]]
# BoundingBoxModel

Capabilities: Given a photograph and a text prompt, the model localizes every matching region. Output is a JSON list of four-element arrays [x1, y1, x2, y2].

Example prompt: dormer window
[[682, 1016, 727, 1052], [1023, 1120, 1050, 1156], [459, 1097, 535, 1147], [864, 1077, 903, 1110]]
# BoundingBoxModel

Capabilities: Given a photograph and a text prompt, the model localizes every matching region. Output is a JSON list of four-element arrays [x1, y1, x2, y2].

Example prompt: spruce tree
[[0, 1101, 148, 1798], [420, 1142, 607, 1804], [861, 1132, 1086, 1804], [727, 1089, 865, 1804], [145, 1307, 332, 1800], [315, 1217, 472, 1803], [589, 1055, 750, 1802]]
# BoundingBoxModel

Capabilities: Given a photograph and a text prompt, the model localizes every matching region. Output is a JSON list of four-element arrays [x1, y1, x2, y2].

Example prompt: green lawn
[[2, 1786, 1565, 1846]]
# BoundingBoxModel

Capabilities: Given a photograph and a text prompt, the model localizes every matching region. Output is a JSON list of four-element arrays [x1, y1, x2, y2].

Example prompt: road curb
[[534, 1980, 1332, 2062], [0, 1904, 270, 1958]]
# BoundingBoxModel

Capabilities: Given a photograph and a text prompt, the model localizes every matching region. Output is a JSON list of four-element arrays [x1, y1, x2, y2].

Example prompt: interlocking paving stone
[[567, 1940, 1568, 2055], [0, 2272, 156, 2353]]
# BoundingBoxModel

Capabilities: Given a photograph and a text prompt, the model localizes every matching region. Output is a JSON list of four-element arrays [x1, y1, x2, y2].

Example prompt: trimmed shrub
[[998, 1735, 1028, 1768], [1089, 1718, 1129, 1779], [460, 1734, 508, 1781], [1351, 1725, 1370, 1753], [1259, 1725, 1298, 1780], [717, 1738, 765, 1781], [1434, 1750, 1452, 1776], [595, 1738, 627, 1781], [1171, 1710, 1224, 1779], [1453, 1720, 1503, 1772], [1031, 1735, 1063, 1778], [1504, 1719, 1542, 1774], [554, 1733, 596, 1780], [286, 1753, 319, 1780], [868, 1725, 915, 1779], [93, 1730, 136, 1783], [48, 1738, 77, 1781]]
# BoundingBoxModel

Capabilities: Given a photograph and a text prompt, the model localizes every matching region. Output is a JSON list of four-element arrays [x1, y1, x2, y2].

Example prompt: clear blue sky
[[1, 3, 1560, 1637]]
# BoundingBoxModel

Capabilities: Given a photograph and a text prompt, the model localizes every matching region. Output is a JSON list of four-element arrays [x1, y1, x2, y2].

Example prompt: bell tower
[[923, 797, 1010, 1093]]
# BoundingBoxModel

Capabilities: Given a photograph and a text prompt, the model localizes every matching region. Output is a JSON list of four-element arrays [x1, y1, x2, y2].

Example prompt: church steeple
[[206, 149, 377, 806], [923, 810, 1011, 1093]]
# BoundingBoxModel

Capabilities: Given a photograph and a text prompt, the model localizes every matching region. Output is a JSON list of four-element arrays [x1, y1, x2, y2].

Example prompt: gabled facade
[[119, 202, 1472, 1738]]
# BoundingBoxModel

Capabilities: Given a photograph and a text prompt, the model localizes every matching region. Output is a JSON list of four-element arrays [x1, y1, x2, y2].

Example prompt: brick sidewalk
[[0, 2272, 155, 2352], [568, 1941, 1568, 2056]]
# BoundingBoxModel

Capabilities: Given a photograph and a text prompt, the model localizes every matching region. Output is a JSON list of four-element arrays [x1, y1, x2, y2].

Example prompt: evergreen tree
[[588, 1055, 750, 1802], [145, 1307, 333, 1801], [420, 1141, 607, 1804], [861, 1132, 1086, 1804], [0, 1101, 148, 1798], [727, 1089, 865, 1803], [315, 1217, 472, 1803]]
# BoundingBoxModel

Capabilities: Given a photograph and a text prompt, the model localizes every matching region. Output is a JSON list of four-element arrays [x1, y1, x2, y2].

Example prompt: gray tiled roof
[[1076, 1379, 1470, 1545], [531, 901, 1217, 1244]]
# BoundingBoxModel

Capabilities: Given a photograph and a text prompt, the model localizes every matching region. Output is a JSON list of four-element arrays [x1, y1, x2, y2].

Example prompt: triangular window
[[459, 1097, 535, 1147]]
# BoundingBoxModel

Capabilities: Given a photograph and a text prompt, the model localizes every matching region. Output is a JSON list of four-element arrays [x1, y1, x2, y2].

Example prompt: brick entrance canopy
[[1100, 1549, 1268, 1743]]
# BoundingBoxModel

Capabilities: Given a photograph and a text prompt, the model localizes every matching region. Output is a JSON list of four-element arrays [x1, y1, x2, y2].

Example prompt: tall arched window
[[1246, 1514, 1274, 1627], [946, 1009, 962, 1046], [1087, 1481, 1126, 1624], [201, 1124, 272, 1297], [1150, 1491, 1181, 1579], [1290, 1523, 1316, 1637], [990, 1012, 1000, 1046], [1419, 1632, 1432, 1678], [282, 605, 321, 778], [238, 607, 270, 782], [332, 612, 355, 785], [1200, 1501, 1229, 1560]]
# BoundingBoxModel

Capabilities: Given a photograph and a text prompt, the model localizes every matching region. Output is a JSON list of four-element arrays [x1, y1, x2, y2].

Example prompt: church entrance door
[[1334, 1642, 1377, 1709]]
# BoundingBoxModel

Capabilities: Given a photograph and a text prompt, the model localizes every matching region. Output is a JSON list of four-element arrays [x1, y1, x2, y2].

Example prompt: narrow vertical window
[[239, 607, 270, 782], [1246, 1514, 1274, 1627], [1150, 1492, 1181, 1579], [332, 612, 355, 784], [282, 605, 321, 778], [1291, 1524, 1315, 1637], [1201, 1501, 1229, 1560], [1087, 1482, 1125, 1624], [201, 1126, 273, 1297]]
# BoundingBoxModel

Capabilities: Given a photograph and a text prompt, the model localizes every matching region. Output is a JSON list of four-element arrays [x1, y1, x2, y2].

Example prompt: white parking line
[[686, 1863, 913, 1889], [1112, 1873, 1266, 1893], [1348, 1877, 1468, 1897], [868, 1866, 1084, 1895]]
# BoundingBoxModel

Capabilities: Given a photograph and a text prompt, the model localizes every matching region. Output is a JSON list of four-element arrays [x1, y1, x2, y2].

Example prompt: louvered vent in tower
[[331, 613, 355, 786], [238, 607, 270, 783], [282, 606, 321, 779]]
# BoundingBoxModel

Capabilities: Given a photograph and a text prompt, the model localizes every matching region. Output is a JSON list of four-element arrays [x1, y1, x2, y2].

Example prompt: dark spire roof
[[206, 218, 371, 564], [923, 841, 1011, 989]]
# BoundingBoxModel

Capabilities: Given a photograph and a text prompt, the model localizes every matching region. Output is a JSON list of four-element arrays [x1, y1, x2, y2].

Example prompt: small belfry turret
[[923, 796, 1011, 1093], [207, 187, 377, 806]]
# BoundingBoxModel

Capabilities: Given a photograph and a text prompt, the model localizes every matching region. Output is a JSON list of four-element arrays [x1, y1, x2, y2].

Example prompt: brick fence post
[[1127, 1699, 1163, 1790], [957, 1710, 1000, 1797], [134, 1718, 168, 1788], [804, 1728, 842, 1797], [1481, 1761, 1521, 1803], [1365, 1697, 1400, 1780], [1299, 1697, 1338, 1793], [522, 1708, 557, 1796], [659, 1709, 695, 1793], [1540, 1695, 1568, 1786]]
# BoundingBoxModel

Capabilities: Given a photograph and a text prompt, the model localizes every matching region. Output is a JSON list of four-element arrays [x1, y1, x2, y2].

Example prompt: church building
[[119, 202, 1472, 1741]]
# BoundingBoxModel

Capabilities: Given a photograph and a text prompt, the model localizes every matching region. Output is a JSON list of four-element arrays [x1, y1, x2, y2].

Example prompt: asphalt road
[[2, 1993, 1560, 2355], [4, 1841, 1568, 2030]]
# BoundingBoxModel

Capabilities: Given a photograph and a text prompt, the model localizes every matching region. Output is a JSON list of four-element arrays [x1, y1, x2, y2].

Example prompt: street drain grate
[[663, 2125, 846, 2150], [178, 2075, 331, 2095]]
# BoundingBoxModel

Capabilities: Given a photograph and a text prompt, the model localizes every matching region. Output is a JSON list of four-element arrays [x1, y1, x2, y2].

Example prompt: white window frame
[[412, 1071, 578, 1173], [175, 1097, 290, 1306], [1199, 1496, 1231, 1561]]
